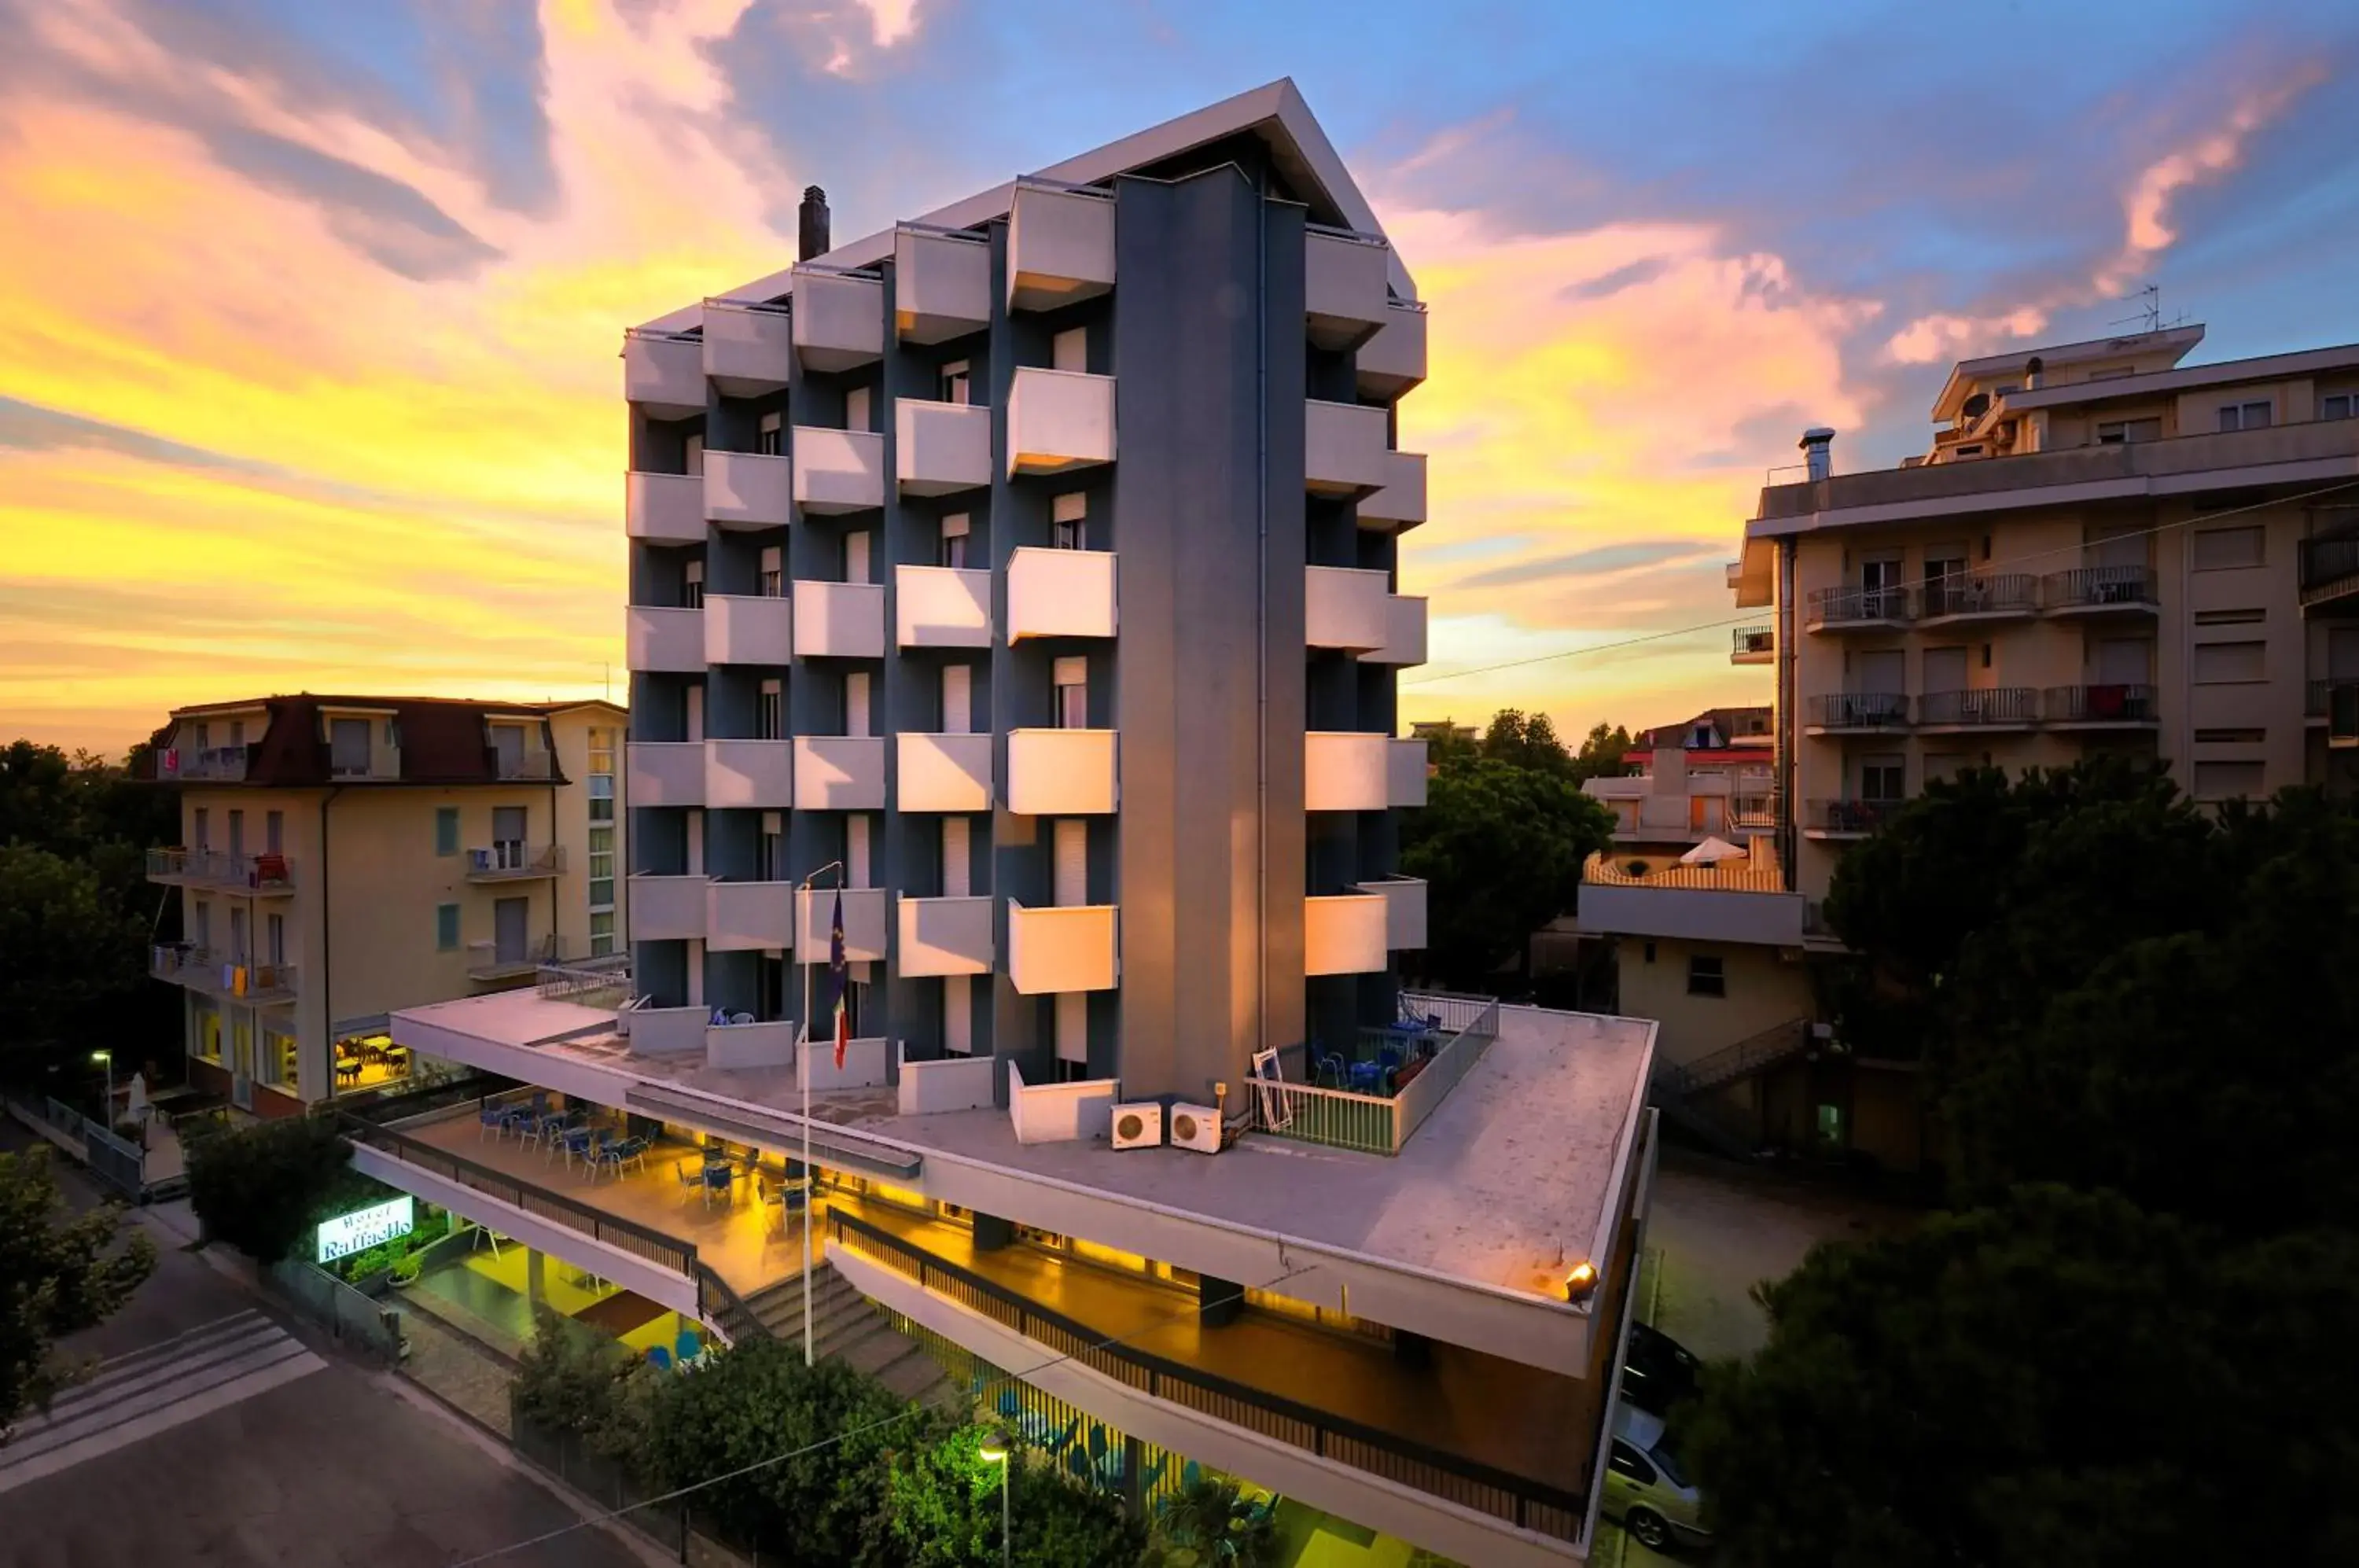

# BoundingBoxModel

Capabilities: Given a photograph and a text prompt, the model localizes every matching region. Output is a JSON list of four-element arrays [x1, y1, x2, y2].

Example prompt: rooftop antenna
[[2107, 282, 2188, 337]]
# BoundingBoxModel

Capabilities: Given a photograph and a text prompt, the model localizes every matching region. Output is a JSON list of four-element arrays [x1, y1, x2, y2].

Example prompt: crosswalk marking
[[0, 1309, 326, 1495]]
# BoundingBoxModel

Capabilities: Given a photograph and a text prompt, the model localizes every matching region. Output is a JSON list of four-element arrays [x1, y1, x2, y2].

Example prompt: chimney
[[1800, 426, 1835, 483], [2025, 354, 2045, 391], [797, 186, 830, 262]]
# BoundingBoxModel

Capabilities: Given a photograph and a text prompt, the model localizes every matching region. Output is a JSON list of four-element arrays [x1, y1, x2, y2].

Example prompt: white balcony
[[1305, 565, 1392, 652], [701, 299, 792, 396], [704, 738, 794, 810], [623, 329, 703, 418], [1007, 728, 1116, 815], [1305, 399, 1393, 495], [1007, 547, 1116, 640], [894, 226, 992, 344], [626, 741, 705, 808], [1007, 369, 1115, 475], [1305, 894, 1389, 976], [704, 450, 792, 528], [629, 874, 708, 941], [1359, 594, 1428, 667], [791, 580, 886, 659], [1389, 738, 1430, 808], [1356, 300, 1428, 400], [703, 594, 793, 666], [896, 732, 993, 812], [626, 605, 704, 673], [705, 879, 794, 952], [793, 735, 887, 810], [1305, 227, 1389, 351], [1353, 875, 1429, 951], [791, 265, 884, 373], [792, 427, 885, 514], [796, 886, 889, 964], [896, 400, 992, 496], [1007, 900, 1118, 993], [1007, 182, 1115, 313], [896, 565, 992, 648], [897, 895, 994, 977], [1357, 450, 1427, 531], [1304, 732, 1389, 812], [626, 472, 704, 543]]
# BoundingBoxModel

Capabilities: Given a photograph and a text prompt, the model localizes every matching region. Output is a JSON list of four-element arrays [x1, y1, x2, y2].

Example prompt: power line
[[443, 1256, 1316, 1566], [1400, 476, 2359, 691]]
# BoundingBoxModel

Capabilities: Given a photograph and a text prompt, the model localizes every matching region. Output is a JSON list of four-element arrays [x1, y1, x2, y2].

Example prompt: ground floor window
[[1687, 954, 1727, 998], [262, 1029, 298, 1090], [193, 1003, 223, 1062], [1816, 1101, 1845, 1147]]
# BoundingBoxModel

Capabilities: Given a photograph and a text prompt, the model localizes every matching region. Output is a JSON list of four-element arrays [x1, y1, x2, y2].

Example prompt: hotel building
[[369, 83, 1662, 1566]]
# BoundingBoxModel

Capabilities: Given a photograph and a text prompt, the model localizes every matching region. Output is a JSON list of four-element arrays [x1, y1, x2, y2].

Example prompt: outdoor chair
[[674, 1329, 702, 1367], [674, 1160, 701, 1199], [561, 1126, 596, 1172], [646, 1345, 672, 1371], [701, 1163, 732, 1209], [477, 1102, 508, 1141]]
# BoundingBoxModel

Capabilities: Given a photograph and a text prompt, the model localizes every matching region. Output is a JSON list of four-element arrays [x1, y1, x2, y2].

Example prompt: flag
[[828, 887, 849, 1072]]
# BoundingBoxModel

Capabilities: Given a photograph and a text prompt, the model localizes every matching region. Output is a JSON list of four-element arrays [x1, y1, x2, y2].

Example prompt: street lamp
[[977, 1428, 1012, 1568], [90, 1050, 113, 1128]]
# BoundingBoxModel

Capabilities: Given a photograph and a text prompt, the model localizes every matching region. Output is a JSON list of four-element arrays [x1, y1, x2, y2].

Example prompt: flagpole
[[797, 859, 842, 1368]]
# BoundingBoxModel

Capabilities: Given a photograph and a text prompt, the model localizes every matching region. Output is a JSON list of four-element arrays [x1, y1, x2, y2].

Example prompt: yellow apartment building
[[142, 694, 628, 1113], [1588, 322, 2359, 1170]]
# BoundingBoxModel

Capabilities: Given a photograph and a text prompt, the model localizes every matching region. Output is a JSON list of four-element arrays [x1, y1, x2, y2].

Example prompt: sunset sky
[[2, 0, 2354, 754]]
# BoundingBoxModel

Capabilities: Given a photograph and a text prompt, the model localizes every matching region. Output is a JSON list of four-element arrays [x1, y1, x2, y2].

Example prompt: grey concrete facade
[[624, 106, 1423, 1103]]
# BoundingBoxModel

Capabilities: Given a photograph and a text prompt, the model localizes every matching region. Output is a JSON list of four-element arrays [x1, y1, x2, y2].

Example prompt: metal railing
[[145, 848, 295, 891], [490, 749, 557, 782], [1391, 999, 1501, 1149], [1656, 1018, 1810, 1098], [1804, 798, 1900, 836], [2042, 683, 2158, 724], [537, 955, 632, 1003], [1731, 624, 1773, 658], [1806, 584, 1912, 626], [1917, 686, 2039, 726], [1806, 692, 1910, 729], [2310, 679, 2331, 719], [340, 1106, 700, 1280], [1241, 1077, 1396, 1156], [2300, 536, 2359, 598], [2042, 564, 2155, 609], [1919, 571, 2038, 618], [162, 745, 250, 782], [1582, 852, 1784, 893], [466, 843, 565, 878], [826, 1208, 1585, 1543], [468, 935, 559, 981], [1730, 792, 1780, 829], [1242, 995, 1502, 1157]]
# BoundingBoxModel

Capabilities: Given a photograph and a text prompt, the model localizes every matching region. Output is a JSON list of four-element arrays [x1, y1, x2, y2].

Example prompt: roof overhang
[[1930, 324, 2206, 421]]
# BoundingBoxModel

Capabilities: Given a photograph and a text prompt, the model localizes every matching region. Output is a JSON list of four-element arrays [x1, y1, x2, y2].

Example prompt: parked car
[[1603, 1403, 1710, 1552], [1619, 1320, 1701, 1416]]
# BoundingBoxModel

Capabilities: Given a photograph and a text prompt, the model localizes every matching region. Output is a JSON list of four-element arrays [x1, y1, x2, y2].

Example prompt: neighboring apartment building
[[358, 83, 1663, 1566], [1589, 323, 2359, 1169], [143, 694, 627, 1111]]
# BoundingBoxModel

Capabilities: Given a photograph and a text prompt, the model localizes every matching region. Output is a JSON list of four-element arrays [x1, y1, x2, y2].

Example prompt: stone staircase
[[740, 1263, 955, 1407]]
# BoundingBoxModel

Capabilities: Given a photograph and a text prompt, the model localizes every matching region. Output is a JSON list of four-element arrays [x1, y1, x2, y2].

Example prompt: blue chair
[[674, 1328, 701, 1366], [1140, 1459, 1165, 1495], [646, 1345, 672, 1371], [477, 1102, 508, 1141], [674, 1160, 701, 1198], [701, 1162, 732, 1208], [1182, 1459, 1202, 1491], [1347, 1060, 1384, 1093], [561, 1125, 596, 1172]]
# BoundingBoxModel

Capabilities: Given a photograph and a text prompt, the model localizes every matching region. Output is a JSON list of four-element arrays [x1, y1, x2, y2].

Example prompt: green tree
[[1143, 1474, 1283, 1566], [1477, 709, 1574, 776], [883, 1420, 1145, 1567], [1400, 754, 1614, 989], [185, 1115, 357, 1264], [1, 1146, 156, 1441], [1570, 722, 1633, 784], [511, 1306, 653, 1463], [1686, 1187, 2359, 1568], [0, 847, 145, 1058]]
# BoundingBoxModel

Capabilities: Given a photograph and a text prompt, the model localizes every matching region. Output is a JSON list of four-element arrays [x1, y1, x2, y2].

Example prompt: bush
[[512, 1306, 652, 1463], [1143, 1475, 1280, 1567], [185, 1114, 356, 1264]]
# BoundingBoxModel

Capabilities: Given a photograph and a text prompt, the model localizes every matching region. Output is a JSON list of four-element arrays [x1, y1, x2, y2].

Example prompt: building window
[[434, 807, 459, 856], [436, 904, 460, 951], [2191, 525, 2264, 570], [265, 809, 283, 854], [757, 412, 783, 455], [757, 679, 784, 740], [193, 806, 211, 850], [759, 812, 785, 882], [587, 773, 614, 823], [2217, 399, 2273, 432], [261, 1031, 297, 1090], [940, 513, 970, 569], [940, 359, 971, 405], [2192, 760, 2265, 801], [2194, 607, 2265, 626], [2192, 641, 2265, 684], [1687, 955, 1727, 999], [759, 545, 783, 598], [1051, 327, 1087, 374], [1051, 491, 1085, 550], [194, 721, 211, 750], [588, 826, 615, 909], [590, 911, 616, 958], [1860, 754, 1906, 802], [2195, 728, 2266, 745], [1054, 658, 1088, 730], [683, 558, 705, 609], [2095, 418, 2160, 444], [2324, 393, 2357, 421]]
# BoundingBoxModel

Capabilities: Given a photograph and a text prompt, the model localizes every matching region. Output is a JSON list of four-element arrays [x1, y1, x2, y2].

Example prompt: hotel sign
[[316, 1195, 415, 1264]]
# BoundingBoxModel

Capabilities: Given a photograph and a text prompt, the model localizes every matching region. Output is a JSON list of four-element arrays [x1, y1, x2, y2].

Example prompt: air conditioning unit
[[1168, 1102, 1222, 1154], [1110, 1102, 1164, 1150]]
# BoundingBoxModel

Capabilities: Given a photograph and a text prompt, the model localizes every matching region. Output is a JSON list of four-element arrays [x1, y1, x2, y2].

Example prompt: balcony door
[[494, 896, 529, 966], [1858, 649, 1905, 694], [227, 809, 245, 863], [229, 907, 248, 965], [942, 818, 971, 898], [941, 664, 972, 734], [492, 723, 525, 778], [2098, 639, 2151, 684], [491, 805, 527, 869], [329, 717, 370, 776], [1860, 556, 1903, 617], [1923, 645, 1968, 698], [1859, 753, 1906, 804], [1054, 819, 1088, 907]]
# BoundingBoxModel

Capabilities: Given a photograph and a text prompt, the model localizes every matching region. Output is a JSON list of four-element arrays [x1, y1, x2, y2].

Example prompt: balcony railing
[[1920, 572, 2038, 620], [468, 936, 557, 981], [2042, 565, 2156, 611], [1356, 298, 1427, 400], [1582, 852, 1784, 893], [626, 471, 703, 543], [2042, 683, 2159, 726], [1803, 799, 1899, 837], [489, 749, 556, 781], [700, 298, 791, 396], [1805, 585, 1912, 628], [466, 843, 564, 881], [2309, 679, 2331, 719], [1731, 624, 1773, 661], [2302, 536, 2359, 605], [825, 1202, 1585, 1544], [160, 745, 251, 782], [146, 848, 295, 893], [1805, 692, 1909, 730], [153, 946, 299, 1003], [1917, 686, 2039, 727]]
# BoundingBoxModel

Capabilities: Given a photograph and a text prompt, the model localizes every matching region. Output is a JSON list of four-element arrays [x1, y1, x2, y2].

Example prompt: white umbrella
[[1680, 835, 1747, 865]]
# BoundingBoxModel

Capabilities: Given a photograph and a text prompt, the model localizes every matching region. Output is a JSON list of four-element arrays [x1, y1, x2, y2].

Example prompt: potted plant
[[388, 1253, 422, 1290]]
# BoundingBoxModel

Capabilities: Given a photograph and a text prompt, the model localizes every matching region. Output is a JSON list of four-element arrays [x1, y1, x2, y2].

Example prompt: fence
[[829, 1209, 1585, 1543], [1582, 852, 1784, 893], [1243, 994, 1503, 1157], [267, 1258, 404, 1361], [538, 955, 632, 1006], [510, 1408, 755, 1566], [6, 1092, 150, 1199]]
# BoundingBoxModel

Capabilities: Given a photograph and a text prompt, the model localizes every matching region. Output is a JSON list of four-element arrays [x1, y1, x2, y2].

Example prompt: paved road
[[1, 1126, 652, 1568]]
